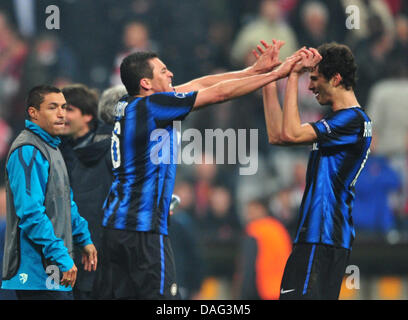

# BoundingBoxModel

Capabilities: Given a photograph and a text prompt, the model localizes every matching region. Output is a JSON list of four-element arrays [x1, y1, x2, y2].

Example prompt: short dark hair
[[317, 42, 357, 90], [120, 51, 158, 96], [26, 85, 62, 119], [62, 84, 99, 130]]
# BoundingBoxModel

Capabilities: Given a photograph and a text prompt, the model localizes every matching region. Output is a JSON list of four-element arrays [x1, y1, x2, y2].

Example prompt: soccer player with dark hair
[[95, 41, 302, 299], [261, 42, 372, 299]]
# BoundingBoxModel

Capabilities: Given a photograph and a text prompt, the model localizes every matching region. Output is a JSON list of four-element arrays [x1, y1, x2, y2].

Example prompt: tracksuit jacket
[[1, 120, 92, 291]]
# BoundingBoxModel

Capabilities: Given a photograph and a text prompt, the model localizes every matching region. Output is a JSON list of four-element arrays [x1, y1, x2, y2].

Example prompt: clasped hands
[[251, 39, 322, 77]]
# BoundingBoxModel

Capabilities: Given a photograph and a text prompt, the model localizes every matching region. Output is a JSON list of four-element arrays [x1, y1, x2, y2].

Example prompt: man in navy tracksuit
[[1, 85, 97, 300]]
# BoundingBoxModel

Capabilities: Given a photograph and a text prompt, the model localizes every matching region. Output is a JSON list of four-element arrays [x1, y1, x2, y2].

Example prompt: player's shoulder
[[7, 144, 48, 173], [148, 91, 196, 106], [150, 91, 192, 99], [314, 107, 370, 135], [327, 107, 369, 123]]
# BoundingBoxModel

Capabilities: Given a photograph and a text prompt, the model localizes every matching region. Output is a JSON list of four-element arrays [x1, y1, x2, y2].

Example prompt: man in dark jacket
[[60, 84, 124, 299]]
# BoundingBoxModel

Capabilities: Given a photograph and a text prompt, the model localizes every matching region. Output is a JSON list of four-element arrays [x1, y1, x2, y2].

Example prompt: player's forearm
[[175, 66, 256, 92], [262, 82, 284, 145], [282, 73, 303, 142], [193, 70, 282, 109]]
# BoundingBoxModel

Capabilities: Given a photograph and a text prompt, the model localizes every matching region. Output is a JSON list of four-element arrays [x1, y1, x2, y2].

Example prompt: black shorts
[[279, 243, 350, 300], [94, 228, 180, 300]]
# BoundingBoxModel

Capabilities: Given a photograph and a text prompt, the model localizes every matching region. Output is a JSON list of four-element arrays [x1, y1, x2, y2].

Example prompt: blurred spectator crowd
[[1, 0, 408, 299]]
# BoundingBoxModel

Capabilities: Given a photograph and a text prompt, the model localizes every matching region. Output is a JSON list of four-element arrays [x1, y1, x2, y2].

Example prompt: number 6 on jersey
[[111, 121, 121, 169]]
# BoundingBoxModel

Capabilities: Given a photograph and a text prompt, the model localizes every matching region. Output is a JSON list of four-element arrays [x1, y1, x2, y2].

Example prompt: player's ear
[[330, 73, 343, 87], [27, 106, 39, 121], [83, 113, 93, 125], [140, 78, 152, 91]]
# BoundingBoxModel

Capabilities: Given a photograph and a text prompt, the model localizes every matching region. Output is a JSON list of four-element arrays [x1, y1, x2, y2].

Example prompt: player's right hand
[[252, 39, 285, 73]]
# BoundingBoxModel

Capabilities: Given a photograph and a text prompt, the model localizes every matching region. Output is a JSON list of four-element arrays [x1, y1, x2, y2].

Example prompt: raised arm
[[281, 48, 321, 145], [261, 44, 315, 145], [259, 41, 287, 145], [262, 81, 284, 144], [174, 40, 284, 92]]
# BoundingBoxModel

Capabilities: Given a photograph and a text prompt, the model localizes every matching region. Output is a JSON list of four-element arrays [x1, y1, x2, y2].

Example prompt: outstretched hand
[[251, 39, 285, 74]]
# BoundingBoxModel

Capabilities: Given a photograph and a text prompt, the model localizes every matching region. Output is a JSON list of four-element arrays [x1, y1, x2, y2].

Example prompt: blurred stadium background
[[1, 0, 408, 300]]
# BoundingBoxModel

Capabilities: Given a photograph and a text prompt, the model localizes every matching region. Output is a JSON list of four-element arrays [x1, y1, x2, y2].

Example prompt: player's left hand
[[81, 243, 98, 272], [251, 39, 285, 73]]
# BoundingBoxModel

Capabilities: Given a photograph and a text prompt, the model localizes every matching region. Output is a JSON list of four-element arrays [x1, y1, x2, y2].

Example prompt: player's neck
[[134, 88, 155, 98], [134, 93, 150, 98], [331, 90, 360, 112]]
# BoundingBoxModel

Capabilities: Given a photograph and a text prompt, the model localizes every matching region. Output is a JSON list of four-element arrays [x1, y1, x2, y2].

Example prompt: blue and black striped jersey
[[294, 107, 372, 249], [102, 91, 197, 234]]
